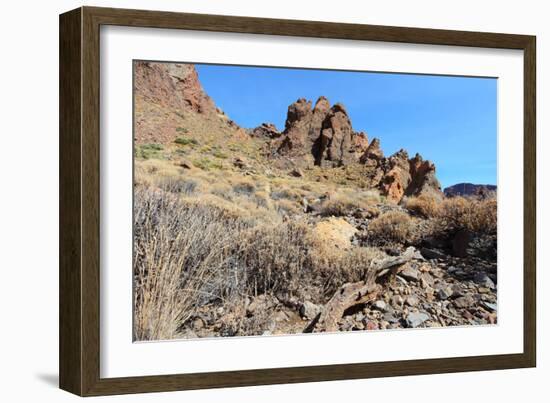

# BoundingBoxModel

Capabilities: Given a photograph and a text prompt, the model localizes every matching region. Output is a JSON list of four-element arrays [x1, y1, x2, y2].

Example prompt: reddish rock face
[[407, 153, 443, 199], [134, 62, 244, 145], [317, 103, 355, 166], [378, 150, 443, 203], [134, 61, 216, 115], [278, 97, 369, 167], [251, 123, 281, 139], [380, 150, 412, 203], [278, 98, 314, 156], [359, 138, 384, 164]]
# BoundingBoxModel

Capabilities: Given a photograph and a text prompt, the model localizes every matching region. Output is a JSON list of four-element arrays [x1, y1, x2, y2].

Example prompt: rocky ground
[[178, 210, 497, 339]]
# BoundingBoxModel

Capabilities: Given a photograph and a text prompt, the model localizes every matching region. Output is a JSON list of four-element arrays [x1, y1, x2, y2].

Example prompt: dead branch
[[307, 247, 419, 333]]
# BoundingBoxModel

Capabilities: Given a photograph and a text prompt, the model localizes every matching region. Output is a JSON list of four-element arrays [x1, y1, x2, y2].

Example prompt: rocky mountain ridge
[[134, 61, 443, 203], [444, 183, 497, 197], [254, 96, 442, 203]]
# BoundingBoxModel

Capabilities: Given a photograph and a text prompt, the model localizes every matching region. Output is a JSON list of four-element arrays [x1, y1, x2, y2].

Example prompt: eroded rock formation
[[276, 97, 369, 167], [269, 96, 442, 203], [134, 61, 216, 115]]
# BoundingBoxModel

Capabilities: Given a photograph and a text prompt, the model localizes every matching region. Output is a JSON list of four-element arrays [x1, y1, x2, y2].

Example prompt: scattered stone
[[437, 286, 453, 300], [373, 300, 387, 311], [178, 160, 194, 169], [473, 272, 496, 289], [482, 301, 498, 312], [420, 272, 434, 288], [299, 301, 322, 319], [405, 295, 420, 307], [391, 295, 404, 308], [454, 295, 475, 308], [366, 321, 379, 331], [383, 313, 399, 323], [406, 312, 430, 328], [289, 168, 304, 177], [399, 265, 420, 282], [420, 247, 447, 260], [192, 317, 205, 331]]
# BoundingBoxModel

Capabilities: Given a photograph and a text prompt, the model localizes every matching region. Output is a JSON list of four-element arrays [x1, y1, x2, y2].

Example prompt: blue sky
[[196, 64, 497, 188]]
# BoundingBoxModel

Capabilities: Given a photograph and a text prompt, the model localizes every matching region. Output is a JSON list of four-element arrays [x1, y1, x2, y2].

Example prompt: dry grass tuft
[[319, 190, 380, 217], [432, 196, 497, 235], [133, 187, 253, 341], [405, 194, 441, 218], [368, 210, 413, 243], [310, 246, 384, 297]]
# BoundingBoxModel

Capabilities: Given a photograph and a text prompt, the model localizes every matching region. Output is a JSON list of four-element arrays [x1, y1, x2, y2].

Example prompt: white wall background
[[0, 0, 546, 401]]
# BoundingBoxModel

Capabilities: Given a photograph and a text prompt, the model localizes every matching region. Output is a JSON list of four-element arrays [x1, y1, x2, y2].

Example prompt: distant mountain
[[444, 183, 497, 197]]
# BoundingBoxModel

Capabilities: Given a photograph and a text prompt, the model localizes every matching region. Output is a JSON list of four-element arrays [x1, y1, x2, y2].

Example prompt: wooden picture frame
[[59, 6, 536, 396]]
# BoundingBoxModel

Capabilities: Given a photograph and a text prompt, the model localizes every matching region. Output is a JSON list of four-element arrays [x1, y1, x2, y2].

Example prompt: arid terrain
[[133, 61, 497, 341]]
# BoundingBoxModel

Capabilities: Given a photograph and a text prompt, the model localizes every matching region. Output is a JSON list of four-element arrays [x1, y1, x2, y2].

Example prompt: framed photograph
[[59, 6, 536, 396]]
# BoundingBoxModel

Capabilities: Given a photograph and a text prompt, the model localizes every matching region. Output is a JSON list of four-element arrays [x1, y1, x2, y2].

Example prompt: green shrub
[[135, 143, 164, 159], [174, 136, 198, 146]]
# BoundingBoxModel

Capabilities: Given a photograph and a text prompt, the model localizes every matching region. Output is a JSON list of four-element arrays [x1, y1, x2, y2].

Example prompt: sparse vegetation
[[368, 211, 413, 243], [405, 194, 441, 218], [319, 190, 380, 217], [174, 136, 198, 146], [136, 143, 164, 159], [431, 196, 497, 236]]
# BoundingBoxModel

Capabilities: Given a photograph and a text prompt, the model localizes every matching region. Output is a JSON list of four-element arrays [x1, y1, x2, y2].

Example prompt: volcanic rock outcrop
[[268, 96, 443, 202], [377, 150, 443, 202], [134, 61, 216, 115], [276, 97, 369, 167], [134, 61, 242, 144], [250, 122, 281, 139]]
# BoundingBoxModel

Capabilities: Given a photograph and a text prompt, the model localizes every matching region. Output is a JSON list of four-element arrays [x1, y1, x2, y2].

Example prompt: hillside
[[132, 61, 498, 341]]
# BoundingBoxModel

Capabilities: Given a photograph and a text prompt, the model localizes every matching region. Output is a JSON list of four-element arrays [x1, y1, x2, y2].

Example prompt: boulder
[[452, 229, 473, 258], [406, 311, 430, 328], [251, 122, 281, 139], [311, 217, 358, 252], [299, 301, 322, 319], [473, 272, 496, 290]]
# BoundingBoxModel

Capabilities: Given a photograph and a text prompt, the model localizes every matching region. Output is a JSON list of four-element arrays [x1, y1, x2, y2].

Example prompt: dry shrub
[[319, 190, 379, 217], [158, 177, 198, 195], [368, 211, 413, 243], [433, 196, 497, 235], [210, 182, 234, 201], [133, 187, 253, 341], [134, 187, 309, 340], [469, 198, 497, 233], [253, 190, 273, 209], [276, 199, 301, 215], [238, 221, 312, 295], [405, 194, 441, 218], [270, 187, 304, 201], [232, 178, 256, 195], [310, 246, 384, 297]]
